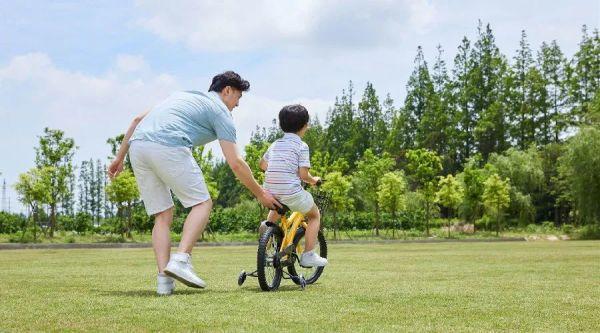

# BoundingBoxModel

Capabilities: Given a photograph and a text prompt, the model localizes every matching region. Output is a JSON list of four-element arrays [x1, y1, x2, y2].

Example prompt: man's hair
[[208, 71, 250, 93], [279, 104, 310, 133]]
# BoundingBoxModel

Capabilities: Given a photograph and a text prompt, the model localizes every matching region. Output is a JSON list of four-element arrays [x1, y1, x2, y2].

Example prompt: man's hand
[[108, 159, 124, 179], [259, 189, 281, 210]]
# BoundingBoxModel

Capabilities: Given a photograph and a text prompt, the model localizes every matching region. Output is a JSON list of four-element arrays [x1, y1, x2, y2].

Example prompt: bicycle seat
[[272, 200, 290, 215]]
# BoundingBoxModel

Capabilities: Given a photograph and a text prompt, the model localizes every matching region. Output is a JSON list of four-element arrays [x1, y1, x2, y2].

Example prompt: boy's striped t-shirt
[[263, 132, 311, 197]]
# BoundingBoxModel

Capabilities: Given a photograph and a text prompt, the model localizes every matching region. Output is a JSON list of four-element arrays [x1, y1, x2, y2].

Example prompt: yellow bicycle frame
[[278, 211, 309, 254]]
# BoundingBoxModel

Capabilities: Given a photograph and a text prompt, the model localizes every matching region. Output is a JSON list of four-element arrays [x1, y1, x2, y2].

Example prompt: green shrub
[[577, 224, 600, 240]]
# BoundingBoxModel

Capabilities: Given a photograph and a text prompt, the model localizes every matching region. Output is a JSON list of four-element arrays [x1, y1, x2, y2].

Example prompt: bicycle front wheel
[[257, 227, 283, 291], [288, 228, 327, 285]]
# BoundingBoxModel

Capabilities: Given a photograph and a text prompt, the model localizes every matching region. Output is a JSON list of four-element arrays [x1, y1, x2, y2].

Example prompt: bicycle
[[237, 181, 331, 291]]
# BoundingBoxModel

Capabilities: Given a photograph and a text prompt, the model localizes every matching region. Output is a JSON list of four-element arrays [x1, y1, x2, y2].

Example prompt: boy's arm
[[299, 167, 320, 185]]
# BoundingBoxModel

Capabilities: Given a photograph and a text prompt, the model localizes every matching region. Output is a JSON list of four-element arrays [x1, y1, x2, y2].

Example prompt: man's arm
[[108, 110, 149, 179], [219, 140, 280, 209]]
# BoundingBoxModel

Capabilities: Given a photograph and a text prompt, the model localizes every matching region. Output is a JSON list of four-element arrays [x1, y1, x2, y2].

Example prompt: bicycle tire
[[288, 228, 327, 285], [257, 227, 283, 291]]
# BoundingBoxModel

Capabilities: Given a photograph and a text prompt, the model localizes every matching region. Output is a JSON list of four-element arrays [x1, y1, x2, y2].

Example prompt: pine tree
[[537, 41, 570, 143]]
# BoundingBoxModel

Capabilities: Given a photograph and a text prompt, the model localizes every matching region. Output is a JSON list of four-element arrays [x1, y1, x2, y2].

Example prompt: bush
[[59, 212, 93, 233], [0, 212, 27, 234], [561, 224, 575, 235], [577, 224, 600, 240]]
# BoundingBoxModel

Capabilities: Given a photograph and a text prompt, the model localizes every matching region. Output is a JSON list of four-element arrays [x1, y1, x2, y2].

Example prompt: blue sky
[[1, 0, 598, 213]]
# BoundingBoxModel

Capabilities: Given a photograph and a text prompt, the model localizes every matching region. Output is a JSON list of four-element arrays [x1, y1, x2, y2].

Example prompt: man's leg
[[152, 207, 174, 273], [177, 199, 213, 254]]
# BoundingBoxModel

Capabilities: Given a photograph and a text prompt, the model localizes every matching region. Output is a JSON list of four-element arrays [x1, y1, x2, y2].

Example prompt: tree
[[377, 171, 407, 237], [451, 36, 476, 164], [105, 170, 139, 238], [456, 155, 488, 226], [322, 172, 353, 240], [537, 40, 570, 143], [406, 149, 442, 236], [488, 147, 544, 225], [192, 146, 219, 199], [510, 30, 534, 149], [569, 26, 600, 124], [326, 82, 360, 166], [352, 149, 394, 236], [34, 128, 76, 237], [14, 167, 52, 240], [435, 174, 464, 237], [558, 126, 600, 225], [482, 173, 511, 236], [355, 82, 387, 155]]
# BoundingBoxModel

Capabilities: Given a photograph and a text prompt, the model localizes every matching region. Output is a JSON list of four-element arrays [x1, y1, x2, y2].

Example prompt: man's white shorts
[[129, 140, 210, 216], [278, 190, 315, 214]]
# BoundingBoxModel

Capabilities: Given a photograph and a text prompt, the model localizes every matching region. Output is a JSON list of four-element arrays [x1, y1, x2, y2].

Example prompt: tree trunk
[[374, 206, 380, 236], [425, 201, 430, 237], [126, 202, 133, 239], [50, 204, 56, 237]]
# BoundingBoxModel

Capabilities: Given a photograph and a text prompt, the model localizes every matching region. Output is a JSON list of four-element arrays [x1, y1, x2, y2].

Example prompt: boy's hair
[[208, 71, 250, 93], [279, 104, 309, 133]]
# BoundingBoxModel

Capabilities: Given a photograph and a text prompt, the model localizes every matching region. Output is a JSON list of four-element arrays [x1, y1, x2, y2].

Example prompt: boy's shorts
[[129, 140, 210, 216], [278, 190, 315, 214]]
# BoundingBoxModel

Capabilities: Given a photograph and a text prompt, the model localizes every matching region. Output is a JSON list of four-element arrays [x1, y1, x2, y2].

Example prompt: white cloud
[[0, 53, 332, 212], [134, 0, 439, 52]]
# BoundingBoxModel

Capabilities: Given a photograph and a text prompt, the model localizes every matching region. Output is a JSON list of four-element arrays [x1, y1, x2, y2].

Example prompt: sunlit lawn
[[1, 241, 598, 332]]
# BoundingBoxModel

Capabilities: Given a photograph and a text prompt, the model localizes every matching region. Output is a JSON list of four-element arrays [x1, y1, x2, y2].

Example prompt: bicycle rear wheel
[[288, 228, 327, 285], [257, 227, 283, 291]]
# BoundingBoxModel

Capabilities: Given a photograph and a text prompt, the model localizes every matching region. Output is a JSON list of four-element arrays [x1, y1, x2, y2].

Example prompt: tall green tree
[[326, 82, 359, 166], [509, 30, 537, 149], [352, 149, 395, 236], [451, 37, 476, 164], [355, 82, 387, 155], [404, 46, 436, 151], [377, 171, 407, 237], [569, 26, 600, 124], [406, 148, 442, 236], [34, 128, 76, 237], [105, 170, 139, 238], [436, 174, 464, 237], [14, 167, 53, 240], [482, 173, 511, 236], [322, 171, 353, 240], [558, 126, 600, 225], [537, 41, 570, 143]]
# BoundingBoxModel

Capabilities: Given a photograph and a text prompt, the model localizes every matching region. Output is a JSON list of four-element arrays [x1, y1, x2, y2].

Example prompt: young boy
[[259, 104, 328, 267]]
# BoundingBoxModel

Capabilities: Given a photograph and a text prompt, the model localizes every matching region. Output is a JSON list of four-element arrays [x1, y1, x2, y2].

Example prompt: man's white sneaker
[[300, 251, 328, 267], [164, 252, 207, 288], [157, 273, 175, 296]]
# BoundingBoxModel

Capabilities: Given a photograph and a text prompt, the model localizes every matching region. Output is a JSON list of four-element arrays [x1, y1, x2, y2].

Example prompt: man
[[108, 71, 280, 295]]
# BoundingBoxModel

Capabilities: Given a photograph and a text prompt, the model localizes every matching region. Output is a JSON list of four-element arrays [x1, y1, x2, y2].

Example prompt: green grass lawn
[[1, 241, 598, 332]]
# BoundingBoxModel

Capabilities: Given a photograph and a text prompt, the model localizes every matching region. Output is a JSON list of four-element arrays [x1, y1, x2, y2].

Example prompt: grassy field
[[1, 241, 598, 332]]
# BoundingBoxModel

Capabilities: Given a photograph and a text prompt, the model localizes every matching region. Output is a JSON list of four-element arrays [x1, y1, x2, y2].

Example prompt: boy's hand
[[312, 176, 322, 186]]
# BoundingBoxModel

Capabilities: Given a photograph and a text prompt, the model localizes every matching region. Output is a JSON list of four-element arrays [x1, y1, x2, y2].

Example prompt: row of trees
[[6, 22, 600, 239]]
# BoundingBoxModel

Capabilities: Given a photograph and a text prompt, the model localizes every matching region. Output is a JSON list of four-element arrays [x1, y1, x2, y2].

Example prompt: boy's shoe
[[300, 251, 328, 267], [164, 252, 207, 288], [157, 273, 175, 296]]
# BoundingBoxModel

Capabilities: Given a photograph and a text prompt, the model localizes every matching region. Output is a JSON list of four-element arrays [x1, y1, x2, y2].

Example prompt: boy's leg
[[300, 204, 328, 267], [153, 207, 174, 273], [259, 210, 280, 234], [177, 199, 213, 254], [303, 204, 321, 252]]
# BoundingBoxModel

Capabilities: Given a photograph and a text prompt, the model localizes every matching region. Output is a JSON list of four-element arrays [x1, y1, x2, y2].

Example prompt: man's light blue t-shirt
[[130, 91, 236, 147]]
